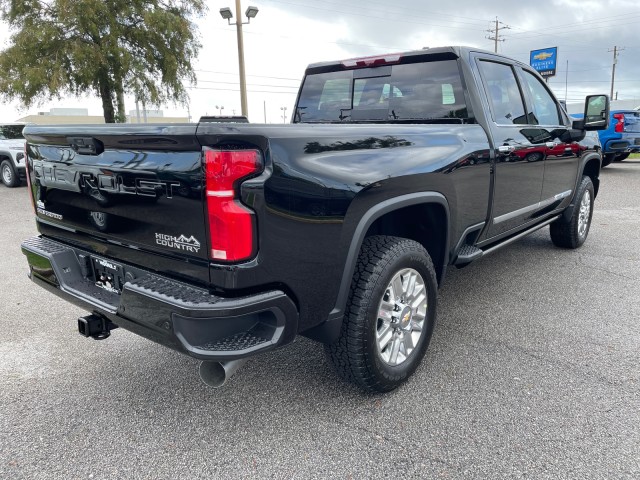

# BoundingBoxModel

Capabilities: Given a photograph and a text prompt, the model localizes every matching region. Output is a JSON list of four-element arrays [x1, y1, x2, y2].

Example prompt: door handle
[[498, 145, 515, 154]]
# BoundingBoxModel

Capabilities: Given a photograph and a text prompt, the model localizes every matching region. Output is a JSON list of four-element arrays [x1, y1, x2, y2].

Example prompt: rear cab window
[[295, 59, 469, 123]]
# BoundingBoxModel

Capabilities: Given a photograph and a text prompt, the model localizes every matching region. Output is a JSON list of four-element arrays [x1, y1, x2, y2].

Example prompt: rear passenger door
[[476, 58, 546, 238]]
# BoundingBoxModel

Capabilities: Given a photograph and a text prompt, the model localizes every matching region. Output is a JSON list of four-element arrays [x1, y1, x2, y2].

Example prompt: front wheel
[[1, 160, 20, 188], [550, 176, 594, 249], [324, 236, 438, 393]]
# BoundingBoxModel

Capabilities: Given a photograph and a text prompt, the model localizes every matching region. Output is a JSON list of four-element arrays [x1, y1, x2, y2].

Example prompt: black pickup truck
[[21, 47, 608, 392]]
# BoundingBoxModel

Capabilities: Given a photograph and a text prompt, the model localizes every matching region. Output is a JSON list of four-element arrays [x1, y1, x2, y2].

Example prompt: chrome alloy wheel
[[376, 268, 427, 366], [577, 189, 591, 238]]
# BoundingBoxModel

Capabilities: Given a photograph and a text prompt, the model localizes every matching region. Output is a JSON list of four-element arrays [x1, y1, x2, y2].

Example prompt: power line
[[194, 69, 301, 82], [215, 25, 407, 53], [274, 0, 490, 27], [195, 79, 299, 89], [507, 12, 640, 37], [186, 86, 296, 95], [260, 0, 488, 32]]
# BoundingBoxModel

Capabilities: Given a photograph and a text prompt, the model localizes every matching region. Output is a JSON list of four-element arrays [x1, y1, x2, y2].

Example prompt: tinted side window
[[479, 61, 527, 125], [520, 70, 561, 126]]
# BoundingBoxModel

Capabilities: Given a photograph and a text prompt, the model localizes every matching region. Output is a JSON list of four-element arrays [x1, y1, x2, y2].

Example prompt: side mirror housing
[[578, 94, 610, 131]]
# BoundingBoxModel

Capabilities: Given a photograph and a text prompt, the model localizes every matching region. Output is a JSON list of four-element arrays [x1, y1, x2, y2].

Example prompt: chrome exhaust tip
[[198, 359, 248, 388]]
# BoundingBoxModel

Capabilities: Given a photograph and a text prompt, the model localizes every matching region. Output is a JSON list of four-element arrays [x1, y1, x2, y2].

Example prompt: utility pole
[[486, 17, 510, 53], [609, 46, 624, 101]]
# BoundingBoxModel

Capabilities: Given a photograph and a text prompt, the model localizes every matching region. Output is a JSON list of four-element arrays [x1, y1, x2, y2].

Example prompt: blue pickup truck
[[573, 108, 640, 167]]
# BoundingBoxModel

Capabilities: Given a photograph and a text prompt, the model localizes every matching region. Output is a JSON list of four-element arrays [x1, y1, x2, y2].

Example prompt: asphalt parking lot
[[1, 161, 639, 479]]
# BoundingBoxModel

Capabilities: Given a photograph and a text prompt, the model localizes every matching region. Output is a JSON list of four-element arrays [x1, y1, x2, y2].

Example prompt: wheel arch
[[305, 192, 450, 343], [561, 159, 599, 224], [582, 154, 601, 198]]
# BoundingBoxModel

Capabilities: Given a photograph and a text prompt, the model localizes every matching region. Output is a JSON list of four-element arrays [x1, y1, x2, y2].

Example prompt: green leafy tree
[[0, 0, 206, 123]]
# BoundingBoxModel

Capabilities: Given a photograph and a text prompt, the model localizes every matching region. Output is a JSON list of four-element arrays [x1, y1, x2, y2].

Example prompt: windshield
[[0, 125, 25, 140], [295, 60, 469, 123]]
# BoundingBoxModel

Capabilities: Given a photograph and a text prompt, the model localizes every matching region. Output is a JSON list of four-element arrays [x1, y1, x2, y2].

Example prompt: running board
[[454, 244, 483, 266], [454, 215, 561, 267]]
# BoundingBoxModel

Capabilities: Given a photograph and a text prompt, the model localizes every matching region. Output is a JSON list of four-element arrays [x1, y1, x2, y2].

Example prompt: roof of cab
[[304, 46, 528, 75]]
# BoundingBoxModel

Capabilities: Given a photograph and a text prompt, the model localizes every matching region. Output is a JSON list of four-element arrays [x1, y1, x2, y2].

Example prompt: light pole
[[280, 106, 288, 123], [219, 2, 259, 119], [215, 105, 224, 116]]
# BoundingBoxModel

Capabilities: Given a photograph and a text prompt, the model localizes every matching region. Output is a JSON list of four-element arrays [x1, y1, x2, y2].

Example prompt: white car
[[0, 123, 27, 187]]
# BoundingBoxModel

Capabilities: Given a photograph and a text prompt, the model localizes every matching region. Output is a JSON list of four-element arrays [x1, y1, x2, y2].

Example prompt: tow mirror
[[579, 94, 610, 131]]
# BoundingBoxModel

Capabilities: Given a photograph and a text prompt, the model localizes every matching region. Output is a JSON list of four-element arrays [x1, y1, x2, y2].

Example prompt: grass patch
[[629, 153, 640, 159]]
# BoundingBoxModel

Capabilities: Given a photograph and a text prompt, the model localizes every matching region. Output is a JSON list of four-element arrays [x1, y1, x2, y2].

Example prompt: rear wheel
[[324, 235, 437, 392], [550, 176, 594, 249], [1, 160, 20, 187]]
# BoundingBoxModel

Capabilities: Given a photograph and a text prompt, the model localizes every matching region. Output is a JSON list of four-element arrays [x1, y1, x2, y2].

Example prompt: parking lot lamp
[[219, 2, 259, 119]]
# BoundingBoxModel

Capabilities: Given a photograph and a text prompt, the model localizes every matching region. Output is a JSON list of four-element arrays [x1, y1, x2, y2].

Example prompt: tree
[[0, 0, 206, 123]]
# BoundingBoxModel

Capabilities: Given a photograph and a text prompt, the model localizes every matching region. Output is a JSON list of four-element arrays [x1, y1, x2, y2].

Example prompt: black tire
[[615, 152, 630, 162], [324, 235, 438, 393], [550, 176, 594, 249], [1, 159, 20, 188], [601, 153, 614, 168]]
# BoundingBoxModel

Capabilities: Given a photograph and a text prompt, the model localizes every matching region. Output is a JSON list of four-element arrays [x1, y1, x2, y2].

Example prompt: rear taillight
[[204, 149, 262, 262], [613, 113, 625, 133]]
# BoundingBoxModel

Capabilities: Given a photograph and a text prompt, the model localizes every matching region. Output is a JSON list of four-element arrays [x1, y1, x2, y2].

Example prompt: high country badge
[[155, 233, 201, 253]]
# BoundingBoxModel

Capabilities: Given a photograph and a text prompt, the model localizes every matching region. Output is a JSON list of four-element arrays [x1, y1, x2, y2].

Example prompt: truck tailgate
[[622, 111, 640, 133], [23, 124, 210, 284]]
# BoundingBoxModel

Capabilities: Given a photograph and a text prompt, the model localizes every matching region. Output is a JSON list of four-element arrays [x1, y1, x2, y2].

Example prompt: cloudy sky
[[1, 0, 639, 123]]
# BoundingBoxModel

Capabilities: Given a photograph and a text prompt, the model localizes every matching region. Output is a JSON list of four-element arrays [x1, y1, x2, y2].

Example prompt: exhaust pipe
[[198, 359, 248, 388]]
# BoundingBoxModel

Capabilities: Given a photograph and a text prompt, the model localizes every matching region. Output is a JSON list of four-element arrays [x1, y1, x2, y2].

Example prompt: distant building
[[18, 107, 188, 125], [19, 108, 105, 124], [127, 109, 188, 124]]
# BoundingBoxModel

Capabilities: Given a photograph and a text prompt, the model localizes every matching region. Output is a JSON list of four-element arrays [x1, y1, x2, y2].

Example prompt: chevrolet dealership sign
[[530, 47, 558, 77]]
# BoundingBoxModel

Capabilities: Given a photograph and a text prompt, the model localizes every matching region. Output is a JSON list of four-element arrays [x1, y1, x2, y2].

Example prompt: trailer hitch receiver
[[78, 314, 118, 340]]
